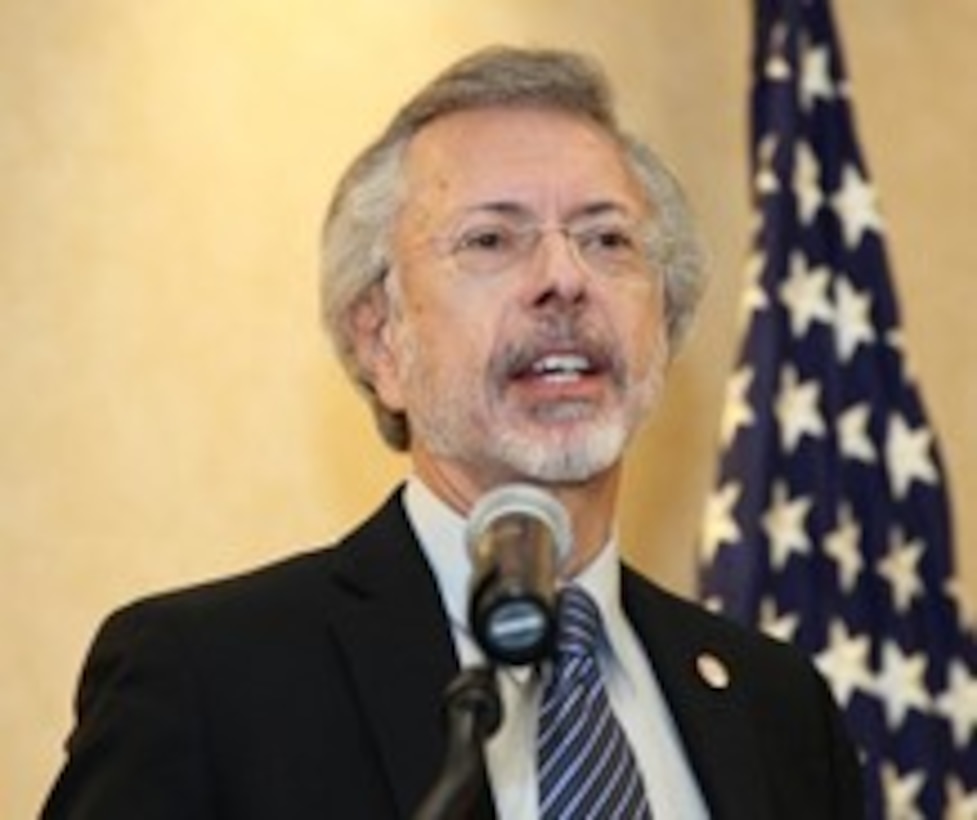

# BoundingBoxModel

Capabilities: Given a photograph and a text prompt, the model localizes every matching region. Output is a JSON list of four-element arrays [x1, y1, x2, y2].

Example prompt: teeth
[[531, 354, 591, 378]]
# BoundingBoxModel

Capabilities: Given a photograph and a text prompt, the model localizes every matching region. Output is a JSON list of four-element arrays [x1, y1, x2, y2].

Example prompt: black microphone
[[466, 483, 571, 666]]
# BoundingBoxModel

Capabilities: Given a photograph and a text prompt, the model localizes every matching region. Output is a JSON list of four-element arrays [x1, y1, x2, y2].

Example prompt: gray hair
[[319, 46, 706, 450]]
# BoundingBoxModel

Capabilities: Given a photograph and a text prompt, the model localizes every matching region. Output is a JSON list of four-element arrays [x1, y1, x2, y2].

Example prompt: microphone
[[466, 483, 571, 666]]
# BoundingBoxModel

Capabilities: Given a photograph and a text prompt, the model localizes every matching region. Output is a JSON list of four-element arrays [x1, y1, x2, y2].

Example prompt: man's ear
[[347, 283, 405, 410]]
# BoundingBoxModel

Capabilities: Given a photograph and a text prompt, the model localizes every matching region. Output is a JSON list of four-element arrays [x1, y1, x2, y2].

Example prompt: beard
[[391, 311, 668, 484]]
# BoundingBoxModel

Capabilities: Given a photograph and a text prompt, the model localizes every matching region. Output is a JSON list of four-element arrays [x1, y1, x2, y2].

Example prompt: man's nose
[[524, 229, 589, 308]]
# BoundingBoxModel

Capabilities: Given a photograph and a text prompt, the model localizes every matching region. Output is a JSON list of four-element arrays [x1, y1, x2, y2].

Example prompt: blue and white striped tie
[[537, 586, 653, 819]]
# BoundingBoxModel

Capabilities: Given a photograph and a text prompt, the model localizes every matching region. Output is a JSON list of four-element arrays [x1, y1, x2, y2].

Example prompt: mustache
[[490, 315, 625, 385]]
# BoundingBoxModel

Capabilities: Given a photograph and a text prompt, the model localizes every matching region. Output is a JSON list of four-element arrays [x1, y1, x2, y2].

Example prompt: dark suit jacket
[[43, 488, 863, 819]]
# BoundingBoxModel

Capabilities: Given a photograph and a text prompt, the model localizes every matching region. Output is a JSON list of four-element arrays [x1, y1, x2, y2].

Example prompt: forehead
[[399, 106, 649, 223]]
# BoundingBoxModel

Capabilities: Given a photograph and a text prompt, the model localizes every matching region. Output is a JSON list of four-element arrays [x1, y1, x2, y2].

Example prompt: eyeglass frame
[[406, 208, 663, 281]]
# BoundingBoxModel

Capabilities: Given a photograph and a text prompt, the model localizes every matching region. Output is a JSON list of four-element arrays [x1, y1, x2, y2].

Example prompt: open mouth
[[505, 345, 615, 406], [527, 353, 599, 383]]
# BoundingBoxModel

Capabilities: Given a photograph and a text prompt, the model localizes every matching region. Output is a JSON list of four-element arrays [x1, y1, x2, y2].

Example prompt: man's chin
[[493, 426, 627, 485]]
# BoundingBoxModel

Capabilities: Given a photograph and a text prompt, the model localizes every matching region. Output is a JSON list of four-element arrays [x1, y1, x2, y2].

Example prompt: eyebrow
[[458, 199, 635, 222]]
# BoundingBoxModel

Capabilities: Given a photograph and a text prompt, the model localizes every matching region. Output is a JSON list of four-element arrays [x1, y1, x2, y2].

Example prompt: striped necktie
[[537, 586, 653, 819]]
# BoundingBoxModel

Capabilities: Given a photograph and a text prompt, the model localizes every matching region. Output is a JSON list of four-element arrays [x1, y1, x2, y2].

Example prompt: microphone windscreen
[[465, 483, 571, 564], [465, 483, 571, 665]]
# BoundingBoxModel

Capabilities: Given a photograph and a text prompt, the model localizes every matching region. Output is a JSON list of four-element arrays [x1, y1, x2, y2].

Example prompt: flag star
[[838, 402, 877, 464], [759, 597, 799, 643], [720, 366, 755, 446], [831, 163, 884, 249], [775, 364, 826, 452], [885, 413, 939, 499], [834, 276, 876, 361], [946, 578, 977, 633], [877, 528, 925, 613], [880, 762, 926, 820], [875, 640, 930, 731], [946, 775, 977, 820], [815, 619, 873, 707], [761, 481, 813, 570], [934, 659, 977, 749], [886, 327, 907, 357], [793, 141, 824, 223], [764, 23, 791, 81], [824, 503, 863, 592], [754, 134, 781, 196], [700, 481, 742, 563], [886, 328, 925, 385], [779, 251, 833, 337], [739, 250, 770, 325], [800, 44, 835, 109]]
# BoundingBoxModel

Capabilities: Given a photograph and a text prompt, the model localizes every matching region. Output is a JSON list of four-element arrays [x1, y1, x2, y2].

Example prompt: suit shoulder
[[98, 489, 408, 645], [94, 547, 340, 648], [622, 568, 821, 683]]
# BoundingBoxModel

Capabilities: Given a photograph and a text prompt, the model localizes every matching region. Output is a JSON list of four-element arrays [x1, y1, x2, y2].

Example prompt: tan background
[[2, 2, 974, 816]]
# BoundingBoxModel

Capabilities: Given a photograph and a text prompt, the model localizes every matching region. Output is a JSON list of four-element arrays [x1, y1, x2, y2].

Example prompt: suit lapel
[[323, 493, 792, 820], [321, 494, 782, 818], [326, 489, 494, 819], [622, 569, 775, 820]]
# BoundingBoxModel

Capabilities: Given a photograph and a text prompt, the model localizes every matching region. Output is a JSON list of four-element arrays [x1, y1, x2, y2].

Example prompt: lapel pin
[[696, 652, 731, 690]]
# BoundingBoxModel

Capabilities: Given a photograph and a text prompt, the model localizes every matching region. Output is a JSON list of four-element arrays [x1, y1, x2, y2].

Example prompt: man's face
[[371, 106, 669, 496]]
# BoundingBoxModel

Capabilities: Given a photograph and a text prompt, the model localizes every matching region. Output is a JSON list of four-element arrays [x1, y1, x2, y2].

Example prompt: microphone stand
[[413, 665, 502, 820]]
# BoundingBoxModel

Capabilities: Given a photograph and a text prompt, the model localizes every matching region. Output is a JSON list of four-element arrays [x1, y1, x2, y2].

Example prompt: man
[[43, 47, 863, 818]]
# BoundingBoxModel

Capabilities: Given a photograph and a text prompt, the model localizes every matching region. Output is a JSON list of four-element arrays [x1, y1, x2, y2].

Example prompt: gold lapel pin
[[696, 652, 731, 690]]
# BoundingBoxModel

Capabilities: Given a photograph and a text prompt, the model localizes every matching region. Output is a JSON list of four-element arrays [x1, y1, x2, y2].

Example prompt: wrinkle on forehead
[[395, 106, 651, 239]]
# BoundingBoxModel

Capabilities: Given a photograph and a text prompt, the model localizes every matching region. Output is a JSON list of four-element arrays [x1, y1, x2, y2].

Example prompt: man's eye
[[579, 227, 638, 254], [455, 226, 516, 253]]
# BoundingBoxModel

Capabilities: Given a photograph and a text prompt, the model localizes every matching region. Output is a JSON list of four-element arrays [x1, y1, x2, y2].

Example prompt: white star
[[779, 251, 833, 337], [834, 276, 876, 361], [946, 577, 977, 634], [885, 413, 939, 499], [764, 23, 791, 81], [700, 481, 742, 563], [880, 762, 926, 820], [838, 402, 877, 464], [815, 619, 873, 707], [754, 134, 781, 196], [739, 249, 770, 325], [801, 44, 835, 110], [824, 503, 863, 592], [934, 659, 977, 749], [875, 640, 930, 731], [830, 163, 884, 249], [946, 775, 977, 820], [762, 481, 813, 570], [759, 598, 799, 643], [720, 367, 755, 446], [775, 365, 826, 452], [886, 327, 907, 357], [877, 528, 925, 613], [887, 328, 926, 386], [793, 141, 824, 224]]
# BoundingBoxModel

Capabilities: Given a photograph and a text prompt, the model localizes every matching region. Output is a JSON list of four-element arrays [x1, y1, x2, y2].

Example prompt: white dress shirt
[[404, 478, 710, 819]]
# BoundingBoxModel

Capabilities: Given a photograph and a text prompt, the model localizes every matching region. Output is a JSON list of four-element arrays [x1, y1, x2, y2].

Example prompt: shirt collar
[[565, 533, 625, 642], [403, 477, 472, 633]]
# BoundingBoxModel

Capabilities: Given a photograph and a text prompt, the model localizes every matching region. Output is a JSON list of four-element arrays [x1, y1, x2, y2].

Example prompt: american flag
[[696, 0, 977, 816]]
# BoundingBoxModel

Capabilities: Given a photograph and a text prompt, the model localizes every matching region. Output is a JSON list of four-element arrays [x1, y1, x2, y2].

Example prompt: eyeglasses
[[431, 217, 657, 279]]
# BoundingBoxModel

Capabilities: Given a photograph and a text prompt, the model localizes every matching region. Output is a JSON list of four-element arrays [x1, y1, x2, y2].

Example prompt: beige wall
[[2, 2, 974, 816]]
